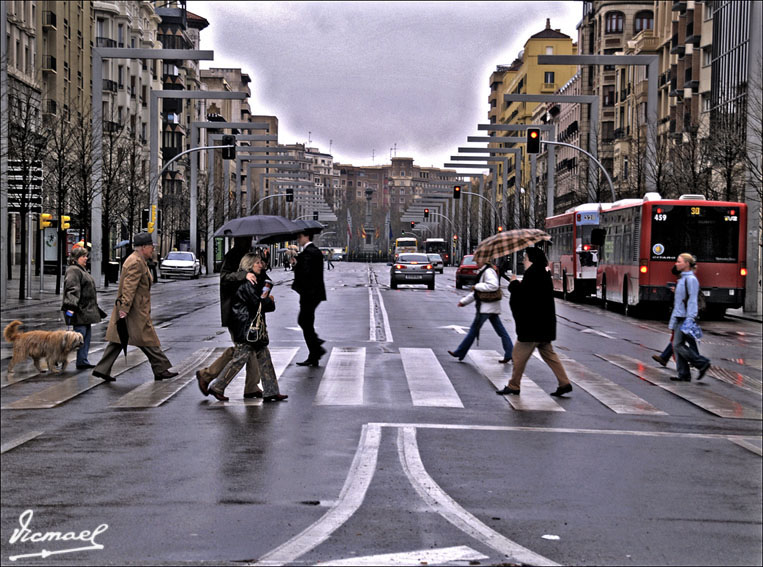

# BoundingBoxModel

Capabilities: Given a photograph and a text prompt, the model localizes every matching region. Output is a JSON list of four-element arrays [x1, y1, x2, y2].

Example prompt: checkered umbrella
[[472, 228, 551, 265]]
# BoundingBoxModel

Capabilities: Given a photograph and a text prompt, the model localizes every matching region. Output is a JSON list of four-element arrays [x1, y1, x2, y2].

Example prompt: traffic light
[[221, 134, 236, 160], [497, 225, 503, 232], [453, 185, 461, 199], [313, 211, 319, 221], [410, 221, 415, 229], [147, 221, 155, 233], [424, 208, 429, 219], [527, 128, 541, 154], [453, 234, 458, 241], [60, 215, 71, 230], [39, 213, 52, 229], [285, 188, 294, 202]]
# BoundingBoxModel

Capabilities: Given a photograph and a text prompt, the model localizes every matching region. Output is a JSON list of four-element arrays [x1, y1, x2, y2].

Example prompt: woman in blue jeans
[[448, 258, 513, 363]]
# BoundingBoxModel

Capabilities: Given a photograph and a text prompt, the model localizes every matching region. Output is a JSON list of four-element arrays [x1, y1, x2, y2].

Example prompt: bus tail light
[[639, 259, 648, 274], [740, 263, 747, 277]]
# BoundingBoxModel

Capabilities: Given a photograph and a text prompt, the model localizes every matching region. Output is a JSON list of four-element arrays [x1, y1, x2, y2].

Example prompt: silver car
[[427, 253, 444, 274], [160, 251, 201, 279], [390, 253, 435, 290]]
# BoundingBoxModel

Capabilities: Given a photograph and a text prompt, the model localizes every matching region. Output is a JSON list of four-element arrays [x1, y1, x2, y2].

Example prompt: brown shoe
[[651, 354, 668, 367], [209, 387, 229, 402], [196, 370, 209, 396]]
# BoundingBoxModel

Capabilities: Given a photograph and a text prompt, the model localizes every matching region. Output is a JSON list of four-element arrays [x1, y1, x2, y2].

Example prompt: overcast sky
[[193, 1, 581, 169]]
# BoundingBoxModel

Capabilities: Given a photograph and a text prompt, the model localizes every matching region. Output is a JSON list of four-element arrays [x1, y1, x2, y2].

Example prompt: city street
[[1, 262, 761, 566]]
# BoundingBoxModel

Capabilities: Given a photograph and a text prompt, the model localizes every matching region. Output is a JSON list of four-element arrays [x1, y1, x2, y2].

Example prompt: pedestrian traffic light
[[410, 221, 415, 229], [313, 211, 319, 221], [424, 208, 429, 219], [60, 215, 71, 230], [453, 185, 461, 199], [221, 134, 236, 160], [39, 213, 52, 229], [527, 128, 541, 154], [285, 188, 294, 202], [453, 234, 458, 241]]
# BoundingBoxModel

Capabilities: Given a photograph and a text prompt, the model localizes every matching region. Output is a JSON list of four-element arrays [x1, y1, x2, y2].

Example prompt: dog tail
[[3, 320, 24, 343]]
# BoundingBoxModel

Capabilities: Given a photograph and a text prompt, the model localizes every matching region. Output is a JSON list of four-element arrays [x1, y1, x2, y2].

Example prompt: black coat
[[292, 243, 326, 303], [219, 246, 250, 327], [508, 263, 556, 342], [229, 280, 276, 345]]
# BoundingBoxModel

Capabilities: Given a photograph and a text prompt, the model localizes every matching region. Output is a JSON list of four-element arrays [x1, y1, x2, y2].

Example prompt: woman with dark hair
[[62, 247, 104, 369], [496, 247, 572, 397]]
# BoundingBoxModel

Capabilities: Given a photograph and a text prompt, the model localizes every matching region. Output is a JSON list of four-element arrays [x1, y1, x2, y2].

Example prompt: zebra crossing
[[1, 345, 761, 419]]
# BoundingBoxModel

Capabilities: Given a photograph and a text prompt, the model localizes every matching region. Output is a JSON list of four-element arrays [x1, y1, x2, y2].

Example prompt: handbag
[[246, 303, 269, 345], [680, 317, 703, 340], [473, 266, 503, 302]]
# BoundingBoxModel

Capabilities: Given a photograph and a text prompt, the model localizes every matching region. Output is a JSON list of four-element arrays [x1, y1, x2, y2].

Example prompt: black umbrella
[[116, 317, 129, 359], [292, 219, 325, 236], [214, 215, 301, 238]]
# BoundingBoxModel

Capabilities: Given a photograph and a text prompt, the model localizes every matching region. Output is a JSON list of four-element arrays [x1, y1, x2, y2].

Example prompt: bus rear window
[[650, 205, 739, 262]]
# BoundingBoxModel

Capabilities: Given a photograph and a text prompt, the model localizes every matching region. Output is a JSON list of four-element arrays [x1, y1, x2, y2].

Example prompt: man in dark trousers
[[196, 236, 266, 398], [292, 230, 327, 366]]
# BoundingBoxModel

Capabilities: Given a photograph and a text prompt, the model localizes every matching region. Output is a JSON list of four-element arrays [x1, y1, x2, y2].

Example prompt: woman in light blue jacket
[[669, 253, 711, 381]]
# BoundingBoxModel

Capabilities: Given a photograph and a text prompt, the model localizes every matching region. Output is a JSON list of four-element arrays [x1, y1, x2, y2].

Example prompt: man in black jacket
[[292, 231, 327, 366], [196, 236, 266, 398]]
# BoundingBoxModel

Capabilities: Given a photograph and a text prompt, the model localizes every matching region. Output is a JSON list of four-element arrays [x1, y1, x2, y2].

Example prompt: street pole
[[0, 0, 8, 302]]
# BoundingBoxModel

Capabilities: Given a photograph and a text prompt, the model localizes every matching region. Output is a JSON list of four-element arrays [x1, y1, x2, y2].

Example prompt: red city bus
[[594, 193, 747, 316], [545, 203, 602, 299]]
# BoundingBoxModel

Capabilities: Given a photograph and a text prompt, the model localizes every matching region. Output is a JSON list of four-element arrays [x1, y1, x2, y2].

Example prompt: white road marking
[[257, 423, 382, 566], [0, 430, 44, 454], [314, 347, 365, 406], [438, 325, 469, 335], [469, 350, 564, 412], [375, 285, 393, 343], [400, 348, 463, 407], [397, 426, 560, 566], [316, 545, 488, 566], [581, 328, 616, 339]]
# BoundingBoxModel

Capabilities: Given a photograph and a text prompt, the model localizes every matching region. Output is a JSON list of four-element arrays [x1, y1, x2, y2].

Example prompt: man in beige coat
[[93, 232, 178, 382]]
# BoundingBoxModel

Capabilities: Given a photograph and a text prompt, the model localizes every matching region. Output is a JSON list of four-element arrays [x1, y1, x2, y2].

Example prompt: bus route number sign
[[576, 211, 599, 225]]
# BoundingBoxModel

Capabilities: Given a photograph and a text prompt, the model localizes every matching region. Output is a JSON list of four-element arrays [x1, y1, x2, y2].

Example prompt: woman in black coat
[[62, 247, 104, 369], [496, 247, 573, 397], [207, 253, 287, 403]]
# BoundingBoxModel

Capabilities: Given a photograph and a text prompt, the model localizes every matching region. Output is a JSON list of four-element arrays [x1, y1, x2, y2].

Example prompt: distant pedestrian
[[668, 253, 711, 381], [93, 232, 178, 382], [448, 258, 513, 363], [325, 249, 334, 271], [496, 247, 572, 397], [206, 253, 287, 402], [61, 247, 106, 369], [292, 231, 327, 366], [196, 236, 265, 399], [262, 247, 271, 270]]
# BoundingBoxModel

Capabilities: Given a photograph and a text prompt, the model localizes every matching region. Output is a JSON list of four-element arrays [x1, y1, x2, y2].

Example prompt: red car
[[455, 254, 479, 289]]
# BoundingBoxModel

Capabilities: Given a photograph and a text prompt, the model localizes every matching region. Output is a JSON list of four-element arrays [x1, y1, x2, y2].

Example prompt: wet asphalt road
[[1, 261, 761, 566]]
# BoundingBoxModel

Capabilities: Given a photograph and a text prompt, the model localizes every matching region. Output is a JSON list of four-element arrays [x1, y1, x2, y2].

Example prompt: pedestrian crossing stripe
[[111, 348, 222, 408], [1, 347, 171, 410], [400, 348, 463, 407], [468, 350, 564, 412], [314, 347, 366, 405], [1, 344, 107, 389], [596, 353, 762, 420]]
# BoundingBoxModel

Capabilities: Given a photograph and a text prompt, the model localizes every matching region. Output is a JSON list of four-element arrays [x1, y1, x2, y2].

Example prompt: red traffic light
[[529, 130, 538, 139]]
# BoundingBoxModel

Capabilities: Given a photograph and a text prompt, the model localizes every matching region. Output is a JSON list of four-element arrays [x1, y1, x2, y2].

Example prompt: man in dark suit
[[292, 231, 327, 366]]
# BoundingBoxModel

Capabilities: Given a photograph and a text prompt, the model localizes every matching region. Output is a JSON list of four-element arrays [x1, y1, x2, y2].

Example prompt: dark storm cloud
[[194, 1, 580, 167]]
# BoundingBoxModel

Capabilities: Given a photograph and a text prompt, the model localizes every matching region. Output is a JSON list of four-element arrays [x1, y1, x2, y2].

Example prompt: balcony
[[43, 99, 57, 116], [540, 82, 556, 93], [684, 79, 699, 92], [103, 79, 118, 92], [672, 1, 687, 12], [103, 120, 121, 133], [42, 11, 57, 29], [95, 37, 117, 48], [41, 55, 56, 73]]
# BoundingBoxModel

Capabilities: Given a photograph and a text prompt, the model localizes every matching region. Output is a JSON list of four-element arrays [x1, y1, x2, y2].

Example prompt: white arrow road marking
[[286, 326, 303, 332], [581, 328, 616, 339], [315, 545, 488, 566], [438, 325, 469, 335], [397, 427, 560, 566]]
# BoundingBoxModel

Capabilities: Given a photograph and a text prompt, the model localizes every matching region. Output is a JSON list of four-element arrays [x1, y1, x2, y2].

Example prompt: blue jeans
[[673, 319, 709, 379], [659, 341, 673, 361], [73, 324, 92, 366], [452, 313, 513, 360]]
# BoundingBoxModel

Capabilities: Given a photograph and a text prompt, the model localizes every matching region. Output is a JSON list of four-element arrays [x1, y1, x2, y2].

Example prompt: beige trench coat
[[105, 250, 160, 347]]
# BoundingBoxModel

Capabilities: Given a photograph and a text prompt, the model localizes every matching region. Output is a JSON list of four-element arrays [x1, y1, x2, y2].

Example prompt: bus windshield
[[650, 205, 740, 262]]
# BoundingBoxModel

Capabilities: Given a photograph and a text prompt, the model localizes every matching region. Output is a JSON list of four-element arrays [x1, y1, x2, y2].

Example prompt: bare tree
[[705, 111, 747, 202]]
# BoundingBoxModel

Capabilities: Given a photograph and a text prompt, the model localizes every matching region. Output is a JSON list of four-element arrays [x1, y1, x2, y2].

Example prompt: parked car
[[455, 254, 479, 289], [160, 251, 201, 279], [427, 253, 444, 274], [390, 253, 435, 290]]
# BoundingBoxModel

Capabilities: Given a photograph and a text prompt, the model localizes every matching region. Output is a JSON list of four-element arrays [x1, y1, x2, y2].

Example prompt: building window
[[634, 11, 653, 33], [544, 71, 555, 84], [703, 47, 712, 67], [603, 85, 615, 107], [605, 11, 624, 34]]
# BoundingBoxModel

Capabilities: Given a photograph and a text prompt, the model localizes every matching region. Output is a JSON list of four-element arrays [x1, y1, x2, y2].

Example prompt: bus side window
[[591, 228, 606, 246]]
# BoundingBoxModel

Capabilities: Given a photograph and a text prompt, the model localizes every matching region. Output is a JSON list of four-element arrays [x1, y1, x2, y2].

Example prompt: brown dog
[[4, 320, 84, 374]]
